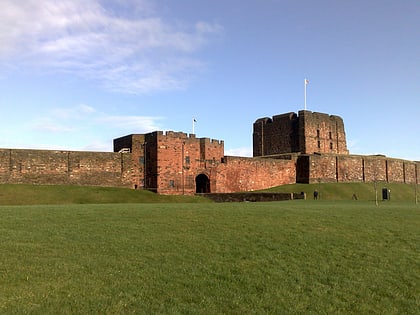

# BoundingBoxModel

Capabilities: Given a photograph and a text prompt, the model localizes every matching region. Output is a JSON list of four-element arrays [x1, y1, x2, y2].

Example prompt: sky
[[0, 0, 419, 161]]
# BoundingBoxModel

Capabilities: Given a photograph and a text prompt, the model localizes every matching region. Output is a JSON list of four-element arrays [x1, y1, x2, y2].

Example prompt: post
[[192, 118, 196, 135], [143, 141, 147, 190], [181, 141, 185, 195], [414, 164, 418, 204], [304, 79, 309, 110], [416, 164, 418, 204]]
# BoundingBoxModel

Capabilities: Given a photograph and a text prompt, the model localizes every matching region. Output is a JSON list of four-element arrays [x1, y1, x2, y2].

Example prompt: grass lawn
[[0, 201, 418, 314], [1, 182, 418, 205], [266, 182, 419, 202], [0, 184, 210, 205]]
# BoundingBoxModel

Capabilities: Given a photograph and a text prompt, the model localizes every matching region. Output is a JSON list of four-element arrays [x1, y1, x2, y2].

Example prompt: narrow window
[[169, 180, 175, 188], [330, 142, 333, 150], [317, 140, 321, 148], [185, 156, 190, 164], [329, 131, 332, 139], [317, 130, 320, 138]]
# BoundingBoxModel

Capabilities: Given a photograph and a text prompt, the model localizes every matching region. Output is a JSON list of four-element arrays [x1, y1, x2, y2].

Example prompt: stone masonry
[[0, 110, 418, 194], [253, 110, 348, 156], [0, 149, 134, 187]]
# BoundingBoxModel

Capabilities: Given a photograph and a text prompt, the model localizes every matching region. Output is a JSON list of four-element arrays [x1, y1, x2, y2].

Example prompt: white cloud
[[30, 104, 162, 135], [32, 120, 76, 133], [99, 115, 163, 132], [0, 0, 222, 93], [26, 104, 163, 151], [81, 140, 113, 152], [32, 104, 97, 132], [51, 104, 96, 119], [225, 147, 253, 157]]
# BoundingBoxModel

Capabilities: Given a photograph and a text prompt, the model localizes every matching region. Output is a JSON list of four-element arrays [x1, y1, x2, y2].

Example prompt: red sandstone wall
[[387, 159, 404, 183], [151, 132, 224, 195], [404, 162, 418, 184], [253, 111, 349, 157], [200, 137, 224, 161], [113, 134, 145, 188], [337, 155, 364, 182], [156, 132, 189, 194], [299, 111, 348, 155], [1, 144, 418, 195], [0, 149, 133, 187], [304, 154, 419, 185], [214, 156, 296, 193], [253, 113, 299, 156], [307, 154, 337, 183], [363, 156, 387, 182]]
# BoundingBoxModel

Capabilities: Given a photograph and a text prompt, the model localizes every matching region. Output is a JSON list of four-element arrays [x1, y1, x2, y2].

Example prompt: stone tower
[[113, 131, 224, 194], [253, 110, 349, 157]]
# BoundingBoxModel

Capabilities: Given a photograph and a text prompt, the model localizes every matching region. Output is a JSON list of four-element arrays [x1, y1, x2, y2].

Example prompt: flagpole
[[304, 79, 308, 110], [192, 118, 196, 134]]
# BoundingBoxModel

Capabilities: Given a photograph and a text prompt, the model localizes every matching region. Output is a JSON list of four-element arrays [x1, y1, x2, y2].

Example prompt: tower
[[253, 110, 349, 157], [113, 131, 224, 194]]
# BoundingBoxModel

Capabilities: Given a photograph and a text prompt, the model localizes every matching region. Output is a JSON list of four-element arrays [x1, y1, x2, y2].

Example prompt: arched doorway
[[196, 174, 210, 193]]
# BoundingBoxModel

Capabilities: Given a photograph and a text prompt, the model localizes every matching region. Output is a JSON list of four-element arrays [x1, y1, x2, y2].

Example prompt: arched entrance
[[196, 173, 210, 193]]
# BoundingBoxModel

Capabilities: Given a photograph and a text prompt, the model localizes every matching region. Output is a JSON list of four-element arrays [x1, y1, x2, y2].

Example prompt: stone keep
[[253, 110, 349, 156]]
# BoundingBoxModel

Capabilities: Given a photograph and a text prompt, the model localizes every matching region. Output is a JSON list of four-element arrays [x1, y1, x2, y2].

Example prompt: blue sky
[[1, 0, 419, 161]]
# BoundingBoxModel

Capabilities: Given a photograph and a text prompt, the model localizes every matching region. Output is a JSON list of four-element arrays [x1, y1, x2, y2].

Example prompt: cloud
[[32, 104, 97, 132], [32, 120, 76, 133], [81, 140, 113, 152], [51, 104, 96, 119], [26, 104, 164, 151], [0, 0, 222, 93], [31, 104, 162, 135], [99, 115, 163, 132], [32, 105, 89, 132], [225, 147, 253, 157]]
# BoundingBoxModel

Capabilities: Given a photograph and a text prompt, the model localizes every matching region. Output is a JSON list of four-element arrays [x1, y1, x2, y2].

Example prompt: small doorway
[[196, 174, 210, 193]]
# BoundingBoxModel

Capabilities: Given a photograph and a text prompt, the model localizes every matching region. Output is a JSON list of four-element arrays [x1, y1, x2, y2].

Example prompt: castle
[[0, 110, 418, 194]]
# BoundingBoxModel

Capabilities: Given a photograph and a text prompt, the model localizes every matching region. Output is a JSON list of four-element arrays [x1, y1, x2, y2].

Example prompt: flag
[[305, 79, 309, 85], [193, 118, 197, 122]]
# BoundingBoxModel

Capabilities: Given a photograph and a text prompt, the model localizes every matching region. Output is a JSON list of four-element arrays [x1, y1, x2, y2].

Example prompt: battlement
[[272, 112, 298, 121], [298, 110, 345, 126], [146, 131, 222, 144], [199, 137, 224, 146]]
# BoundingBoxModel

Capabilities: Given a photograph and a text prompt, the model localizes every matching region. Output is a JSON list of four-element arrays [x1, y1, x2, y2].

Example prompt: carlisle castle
[[0, 110, 418, 194]]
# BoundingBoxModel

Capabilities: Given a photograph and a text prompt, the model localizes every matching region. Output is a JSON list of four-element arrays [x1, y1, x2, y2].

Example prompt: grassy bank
[[0, 184, 209, 205], [1, 182, 418, 205], [266, 182, 419, 202], [0, 201, 418, 313]]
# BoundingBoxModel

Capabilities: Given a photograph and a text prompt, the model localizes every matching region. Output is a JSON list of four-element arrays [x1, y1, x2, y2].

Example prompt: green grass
[[266, 182, 419, 202], [0, 201, 418, 314], [1, 182, 418, 205], [0, 184, 210, 205]]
